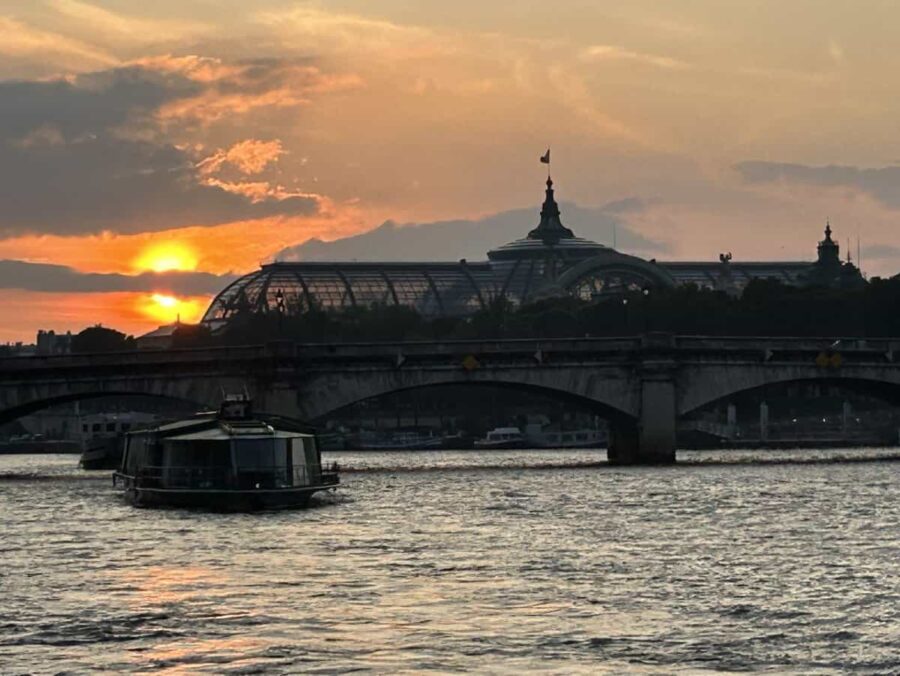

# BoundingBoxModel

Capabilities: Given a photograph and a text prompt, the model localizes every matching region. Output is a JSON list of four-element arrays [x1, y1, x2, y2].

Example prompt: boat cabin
[[115, 396, 338, 509], [484, 427, 524, 442]]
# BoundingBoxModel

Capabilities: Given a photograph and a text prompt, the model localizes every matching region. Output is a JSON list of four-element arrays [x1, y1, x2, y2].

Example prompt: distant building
[[801, 221, 865, 290], [136, 322, 184, 350], [1, 342, 36, 357], [36, 330, 72, 355], [200, 176, 867, 330]]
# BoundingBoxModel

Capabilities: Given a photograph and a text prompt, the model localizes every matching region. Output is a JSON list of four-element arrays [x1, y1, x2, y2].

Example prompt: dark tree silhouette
[[71, 325, 136, 353], [168, 274, 900, 346]]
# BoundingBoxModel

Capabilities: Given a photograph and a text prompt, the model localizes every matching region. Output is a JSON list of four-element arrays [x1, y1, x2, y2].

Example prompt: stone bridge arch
[[678, 365, 900, 417], [269, 365, 640, 423], [0, 376, 249, 426]]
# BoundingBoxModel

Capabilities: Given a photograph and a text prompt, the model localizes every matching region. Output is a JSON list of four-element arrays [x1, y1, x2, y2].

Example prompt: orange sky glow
[[3, 1, 900, 342]]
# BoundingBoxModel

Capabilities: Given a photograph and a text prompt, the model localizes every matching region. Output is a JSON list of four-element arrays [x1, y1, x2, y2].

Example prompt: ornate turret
[[817, 221, 840, 266], [804, 220, 864, 289], [526, 177, 575, 244]]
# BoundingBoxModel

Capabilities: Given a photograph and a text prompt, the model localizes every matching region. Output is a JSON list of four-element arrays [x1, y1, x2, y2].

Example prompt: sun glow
[[138, 293, 207, 325], [133, 242, 198, 273]]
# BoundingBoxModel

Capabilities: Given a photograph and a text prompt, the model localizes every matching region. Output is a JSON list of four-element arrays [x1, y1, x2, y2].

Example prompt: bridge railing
[[2, 334, 900, 377]]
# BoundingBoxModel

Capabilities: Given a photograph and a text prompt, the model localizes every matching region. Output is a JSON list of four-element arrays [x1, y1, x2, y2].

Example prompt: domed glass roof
[[202, 261, 497, 326], [201, 176, 684, 328]]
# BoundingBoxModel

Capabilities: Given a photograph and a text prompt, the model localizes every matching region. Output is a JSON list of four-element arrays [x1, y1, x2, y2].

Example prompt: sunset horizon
[[3, 1, 900, 341], [4, 4, 900, 672]]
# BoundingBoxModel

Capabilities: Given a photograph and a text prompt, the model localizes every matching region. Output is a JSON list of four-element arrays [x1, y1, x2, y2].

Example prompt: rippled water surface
[[2, 449, 899, 674]]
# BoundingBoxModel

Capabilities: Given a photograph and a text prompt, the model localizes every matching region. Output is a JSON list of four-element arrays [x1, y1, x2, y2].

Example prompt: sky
[[2, 0, 900, 341]]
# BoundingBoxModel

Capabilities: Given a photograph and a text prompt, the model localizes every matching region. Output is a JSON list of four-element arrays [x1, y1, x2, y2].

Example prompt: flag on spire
[[540, 148, 550, 164]]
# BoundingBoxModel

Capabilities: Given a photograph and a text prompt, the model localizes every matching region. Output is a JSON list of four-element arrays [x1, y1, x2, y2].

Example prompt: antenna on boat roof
[[219, 385, 253, 419]]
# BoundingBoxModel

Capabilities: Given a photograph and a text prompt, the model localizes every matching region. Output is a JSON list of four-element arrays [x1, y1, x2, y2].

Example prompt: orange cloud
[[129, 55, 244, 82], [0, 201, 377, 277], [133, 242, 198, 273], [49, 0, 210, 46], [197, 139, 286, 176], [0, 16, 118, 75], [201, 178, 318, 204], [146, 57, 364, 126]]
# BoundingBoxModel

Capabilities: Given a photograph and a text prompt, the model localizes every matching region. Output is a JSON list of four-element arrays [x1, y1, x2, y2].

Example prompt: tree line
[[24, 275, 900, 353], [176, 276, 900, 347]]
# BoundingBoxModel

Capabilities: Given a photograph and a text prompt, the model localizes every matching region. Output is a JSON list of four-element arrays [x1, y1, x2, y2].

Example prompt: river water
[[1, 449, 899, 674]]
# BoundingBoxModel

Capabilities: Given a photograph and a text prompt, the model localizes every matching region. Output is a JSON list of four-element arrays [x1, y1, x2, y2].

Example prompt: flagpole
[[540, 147, 551, 179]]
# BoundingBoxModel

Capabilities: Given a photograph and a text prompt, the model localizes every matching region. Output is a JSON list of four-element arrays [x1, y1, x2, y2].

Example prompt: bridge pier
[[607, 339, 677, 465]]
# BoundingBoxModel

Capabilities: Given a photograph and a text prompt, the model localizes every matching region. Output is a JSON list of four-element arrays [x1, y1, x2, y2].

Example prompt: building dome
[[201, 177, 679, 328], [200, 174, 821, 331], [487, 177, 608, 262]]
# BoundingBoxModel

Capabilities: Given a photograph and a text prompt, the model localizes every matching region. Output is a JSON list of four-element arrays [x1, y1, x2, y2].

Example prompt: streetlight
[[641, 287, 650, 333], [274, 288, 286, 334]]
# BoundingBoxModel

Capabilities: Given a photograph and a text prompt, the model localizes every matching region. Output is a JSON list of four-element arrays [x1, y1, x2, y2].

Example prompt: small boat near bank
[[473, 423, 607, 450], [113, 396, 339, 510], [80, 435, 125, 470], [79, 412, 158, 470], [473, 427, 526, 449]]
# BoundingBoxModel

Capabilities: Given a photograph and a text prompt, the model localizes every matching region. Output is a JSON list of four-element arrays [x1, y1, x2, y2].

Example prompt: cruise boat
[[79, 412, 158, 470], [360, 430, 446, 450], [524, 424, 607, 449], [113, 396, 339, 510], [473, 427, 526, 449]]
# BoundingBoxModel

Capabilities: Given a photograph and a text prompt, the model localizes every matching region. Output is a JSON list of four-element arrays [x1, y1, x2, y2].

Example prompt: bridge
[[1, 334, 899, 464]]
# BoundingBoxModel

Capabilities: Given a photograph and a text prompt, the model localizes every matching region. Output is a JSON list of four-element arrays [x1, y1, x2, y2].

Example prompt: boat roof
[[130, 413, 316, 439], [166, 428, 310, 442]]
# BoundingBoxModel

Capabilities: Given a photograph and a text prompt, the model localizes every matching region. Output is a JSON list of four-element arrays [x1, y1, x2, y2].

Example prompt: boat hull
[[80, 436, 124, 470], [472, 439, 526, 450], [120, 483, 337, 511]]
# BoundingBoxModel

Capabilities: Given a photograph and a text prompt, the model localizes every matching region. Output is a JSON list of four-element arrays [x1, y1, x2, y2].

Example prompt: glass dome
[[202, 262, 499, 326], [201, 176, 789, 329]]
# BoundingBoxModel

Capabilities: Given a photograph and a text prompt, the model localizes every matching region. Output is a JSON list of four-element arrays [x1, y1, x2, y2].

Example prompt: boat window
[[92, 423, 101, 433], [291, 437, 319, 486], [124, 434, 162, 473], [82, 424, 88, 433], [106, 423, 116, 432], [234, 438, 289, 469], [164, 440, 231, 468]]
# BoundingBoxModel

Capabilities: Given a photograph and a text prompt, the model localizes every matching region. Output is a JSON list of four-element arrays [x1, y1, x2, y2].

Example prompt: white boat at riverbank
[[474, 427, 526, 449], [525, 424, 606, 449]]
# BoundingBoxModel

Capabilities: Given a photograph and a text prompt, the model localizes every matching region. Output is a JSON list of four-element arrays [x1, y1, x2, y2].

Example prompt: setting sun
[[152, 293, 178, 308], [138, 292, 207, 325], [133, 242, 198, 273]]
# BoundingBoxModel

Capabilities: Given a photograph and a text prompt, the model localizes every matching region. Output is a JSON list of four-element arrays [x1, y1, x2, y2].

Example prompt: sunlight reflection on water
[[1, 449, 898, 673]]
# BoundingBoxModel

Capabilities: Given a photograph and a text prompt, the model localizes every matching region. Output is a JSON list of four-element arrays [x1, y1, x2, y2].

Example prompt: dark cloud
[[0, 259, 236, 295], [735, 161, 900, 209], [0, 134, 316, 235], [0, 67, 193, 140], [277, 201, 667, 263], [0, 63, 319, 236]]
